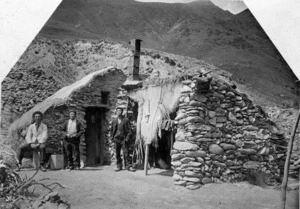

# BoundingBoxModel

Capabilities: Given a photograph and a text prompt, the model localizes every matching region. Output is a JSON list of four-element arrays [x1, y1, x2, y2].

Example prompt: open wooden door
[[85, 107, 105, 166]]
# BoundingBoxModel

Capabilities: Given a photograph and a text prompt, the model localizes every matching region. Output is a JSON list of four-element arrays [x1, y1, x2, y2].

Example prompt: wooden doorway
[[85, 107, 106, 166]]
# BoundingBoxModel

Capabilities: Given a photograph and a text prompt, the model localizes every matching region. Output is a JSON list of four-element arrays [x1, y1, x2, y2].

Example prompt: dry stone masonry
[[172, 75, 287, 189], [14, 69, 126, 166]]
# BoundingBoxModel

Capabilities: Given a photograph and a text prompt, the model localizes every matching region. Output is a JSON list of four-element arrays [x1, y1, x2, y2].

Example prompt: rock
[[236, 96, 243, 101], [215, 108, 227, 116], [228, 112, 238, 123], [185, 170, 196, 176], [220, 143, 236, 150], [181, 85, 192, 93], [208, 111, 216, 118], [186, 150, 206, 158], [243, 161, 261, 169], [209, 117, 217, 125], [188, 124, 212, 131], [213, 161, 227, 168], [213, 92, 224, 99], [182, 80, 192, 85], [184, 96, 190, 103], [172, 154, 185, 161], [186, 116, 204, 123], [173, 141, 199, 151], [258, 147, 270, 156], [190, 94, 208, 103], [186, 184, 201, 190], [202, 177, 212, 184], [243, 141, 257, 149], [196, 157, 204, 163], [188, 161, 202, 167], [227, 92, 235, 97], [209, 144, 224, 155], [217, 117, 227, 123], [235, 140, 244, 147], [189, 101, 203, 107], [171, 161, 182, 167], [216, 123, 223, 128], [294, 159, 300, 165], [181, 157, 195, 164], [175, 131, 186, 142], [238, 149, 257, 155], [175, 111, 187, 120], [173, 174, 183, 181], [225, 160, 234, 167], [174, 181, 187, 186], [244, 125, 258, 131], [183, 177, 201, 183]]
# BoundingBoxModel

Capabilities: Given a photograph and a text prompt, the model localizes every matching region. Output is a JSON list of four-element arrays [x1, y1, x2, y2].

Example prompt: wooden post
[[144, 144, 149, 175], [170, 131, 174, 154], [281, 109, 300, 209]]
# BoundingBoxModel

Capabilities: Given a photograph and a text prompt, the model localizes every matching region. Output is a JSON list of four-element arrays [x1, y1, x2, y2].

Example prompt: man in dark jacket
[[62, 110, 84, 170], [111, 107, 135, 172]]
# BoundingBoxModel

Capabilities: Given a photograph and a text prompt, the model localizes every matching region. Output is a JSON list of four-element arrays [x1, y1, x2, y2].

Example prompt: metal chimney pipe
[[129, 39, 142, 80]]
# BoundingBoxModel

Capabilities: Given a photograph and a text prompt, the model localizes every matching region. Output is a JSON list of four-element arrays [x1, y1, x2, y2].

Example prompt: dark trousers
[[115, 141, 131, 169], [64, 138, 80, 167], [17, 143, 46, 166]]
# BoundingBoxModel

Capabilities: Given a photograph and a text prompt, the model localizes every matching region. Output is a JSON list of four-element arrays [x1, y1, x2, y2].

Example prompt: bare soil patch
[[17, 166, 298, 209]]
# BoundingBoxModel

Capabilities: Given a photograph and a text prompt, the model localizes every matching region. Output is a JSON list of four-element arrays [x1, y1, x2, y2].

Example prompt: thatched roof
[[9, 66, 118, 135]]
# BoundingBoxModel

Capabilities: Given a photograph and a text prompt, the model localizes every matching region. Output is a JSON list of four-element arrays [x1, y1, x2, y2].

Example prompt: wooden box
[[50, 154, 64, 170]]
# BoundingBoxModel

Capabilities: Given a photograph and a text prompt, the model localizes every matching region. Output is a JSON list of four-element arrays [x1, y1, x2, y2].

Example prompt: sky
[[0, 0, 299, 84], [136, 0, 248, 14]]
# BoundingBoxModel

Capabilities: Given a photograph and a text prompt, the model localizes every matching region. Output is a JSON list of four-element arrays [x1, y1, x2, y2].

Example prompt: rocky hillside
[[38, 0, 299, 106], [1, 38, 230, 131]]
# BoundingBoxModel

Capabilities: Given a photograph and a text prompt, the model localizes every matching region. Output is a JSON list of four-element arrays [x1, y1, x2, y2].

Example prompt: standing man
[[62, 110, 84, 170], [16, 111, 48, 172], [111, 107, 135, 172]]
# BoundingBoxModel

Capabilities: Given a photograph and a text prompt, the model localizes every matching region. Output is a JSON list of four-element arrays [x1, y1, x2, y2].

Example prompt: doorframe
[[84, 106, 108, 166]]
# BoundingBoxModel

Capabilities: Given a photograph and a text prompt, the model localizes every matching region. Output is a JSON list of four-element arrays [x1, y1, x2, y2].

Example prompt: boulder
[[180, 157, 195, 164], [228, 112, 238, 123], [186, 184, 202, 190], [209, 144, 224, 155], [175, 131, 186, 141], [172, 154, 185, 161], [243, 161, 261, 169], [186, 150, 206, 158], [188, 161, 202, 167], [173, 141, 199, 151], [238, 149, 257, 155], [208, 111, 216, 118], [173, 174, 183, 181], [171, 161, 182, 167], [181, 85, 192, 93], [220, 143, 236, 150], [202, 177, 212, 184], [183, 177, 201, 183], [189, 101, 203, 107]]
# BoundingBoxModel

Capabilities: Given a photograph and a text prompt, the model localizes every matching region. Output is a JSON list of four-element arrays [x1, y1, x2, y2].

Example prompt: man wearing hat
[[111, 107, 135, 172], [16, 111, 48, 172]]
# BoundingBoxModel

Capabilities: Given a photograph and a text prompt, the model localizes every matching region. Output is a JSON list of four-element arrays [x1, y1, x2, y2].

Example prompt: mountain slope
[[38, 0, 299, 106]]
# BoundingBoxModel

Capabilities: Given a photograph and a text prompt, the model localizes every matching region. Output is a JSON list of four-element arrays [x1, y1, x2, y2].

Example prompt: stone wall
[[171, 76, 287, 189], [17, 69, 126, 165]]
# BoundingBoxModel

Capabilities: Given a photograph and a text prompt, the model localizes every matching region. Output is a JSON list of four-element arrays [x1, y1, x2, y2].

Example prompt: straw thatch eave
[[8, 66, 119, 136]]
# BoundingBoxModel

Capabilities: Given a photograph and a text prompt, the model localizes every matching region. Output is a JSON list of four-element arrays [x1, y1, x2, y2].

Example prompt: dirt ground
[[18, 166, 298, 209]]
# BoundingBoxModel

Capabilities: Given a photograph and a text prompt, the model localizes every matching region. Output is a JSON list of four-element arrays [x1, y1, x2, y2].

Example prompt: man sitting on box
[[62, 110, 84, 170], [16, 111, 48, 172]]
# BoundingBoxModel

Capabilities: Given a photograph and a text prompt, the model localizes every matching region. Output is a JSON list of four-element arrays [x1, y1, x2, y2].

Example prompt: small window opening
[[101, 91, 109, 104]]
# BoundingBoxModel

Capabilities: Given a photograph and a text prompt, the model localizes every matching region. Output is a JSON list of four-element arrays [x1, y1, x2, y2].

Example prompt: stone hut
[[8, 66, 126, 166], [123, 70, 286, 189]]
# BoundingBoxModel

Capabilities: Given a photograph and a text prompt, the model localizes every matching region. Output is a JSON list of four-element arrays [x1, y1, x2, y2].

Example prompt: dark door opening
[[85, 107, 106, 166]]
